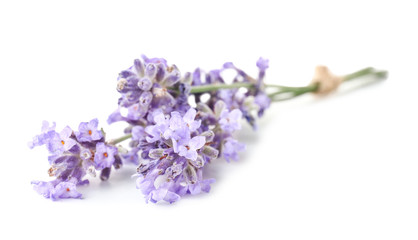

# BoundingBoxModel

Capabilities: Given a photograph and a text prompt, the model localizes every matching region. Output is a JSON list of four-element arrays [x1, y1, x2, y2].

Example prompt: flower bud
[[201, 146, 219, 159], [138, 77, 152, 91], [134, 59, 145, 76], [149, 149, 165, 159], [200, 130, 215, 142], [184, 165, 197, 184], [190, 155, 205, 168], [145, 63, 157, 79], [100, 167, 111, 181]]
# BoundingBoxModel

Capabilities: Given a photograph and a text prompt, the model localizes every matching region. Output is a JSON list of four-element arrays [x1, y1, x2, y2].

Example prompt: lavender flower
[[223, 138, 246, 162], [219, 109, 242, 132], [30, 119, 122, 200], [94, 142, 118, 170], [178, 136, 206, 161], [75, 118, 103, 142], [50, 181, 82, 200], [47, 126, 77, 154], [133, 107, 222, 203], [256, 57, 269, 71], [31, 55, 282, 203], [28, 121, 56, 149], [131, 126, 145, 141], [145, 110, 169, 143]]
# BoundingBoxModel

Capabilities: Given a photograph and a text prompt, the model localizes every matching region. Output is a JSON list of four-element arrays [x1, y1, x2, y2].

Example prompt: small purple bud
[[134, 59, 145, 76], [100, 167, 111, 181], [137, 160, 151, 174], [138, 77, 152, 91], [223, 62, 234, 69], [200, 130, 215, 142], [184, 165, 197, 184], [190, 155, 205, 168], [201, 146, 219, 159], [113, 155, 122, 169], [165, 162, 183, 180], [256, 57, 269, 71], [145, 63, 157, 79], [139, 91, 153, 107]]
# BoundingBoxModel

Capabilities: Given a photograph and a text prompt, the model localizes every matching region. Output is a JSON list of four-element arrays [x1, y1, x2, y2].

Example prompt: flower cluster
[[133, 108, 214, 203], [108, 55, 190, 125], [115, 56, 271, 203], [30, 55, 271, 203], [29, 119, 121, 200], [201, 58, 271, 128]]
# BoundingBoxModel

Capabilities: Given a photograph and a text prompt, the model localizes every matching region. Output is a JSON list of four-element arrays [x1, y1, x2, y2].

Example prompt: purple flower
[[122, 147, 140, 165], [206, 69, 225, 84], [182, 108, 201, 131], [255, 93, 271, 117], [145, 110, 170, 143], [256, 57, 269, 90], [163, 108, 200, 146], [222, 138, 245, 162], [31, 180, 55, 198], [187, 170, 215, 195], [178, 136, 206, 160], [138, 77, 152, 91], [188, 179, 215, 195], [256, 57, 269, 71], [28, 121, 56, 149], [139, 91, 153, 107], [50, 182, 82, 200], [142, 54, 168, 67], [75, 118, 103, 142], [127, 103, 147, 121], [192, 68, 202, 85], [32, 180, 82, 200], [144, 180, 182, 204], [31, 56, 278, 203], [94, 142, 118, 170], [219, 109, 242, 132], [47, 126, 77, 154], [131, 126, 145, 141], [107, 109, 127, 124], [223, 62, 249, 79]]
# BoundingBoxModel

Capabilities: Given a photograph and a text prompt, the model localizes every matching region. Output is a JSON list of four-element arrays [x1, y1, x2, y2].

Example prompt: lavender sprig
[[29, 119, 122, 200], [30, 55, 387, 202]]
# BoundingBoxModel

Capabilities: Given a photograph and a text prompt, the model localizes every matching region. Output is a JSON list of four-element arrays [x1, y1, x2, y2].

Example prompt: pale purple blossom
[[219, 109, 242, 132], [50, 182, 82, 200], [256, 57, 269, 71], [94, 142, 118, 170], [223, 138, 246, 162], [178, 136, 206, 161], [47, 126, 77, 154], [28, 121, 56, 149], [31, 180, 82, 200], [131, 126, 145, 141], [75, 118, 102, 142]]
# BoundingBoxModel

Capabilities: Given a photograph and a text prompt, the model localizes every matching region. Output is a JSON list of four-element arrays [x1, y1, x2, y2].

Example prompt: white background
[[0, 0, 417, 239]]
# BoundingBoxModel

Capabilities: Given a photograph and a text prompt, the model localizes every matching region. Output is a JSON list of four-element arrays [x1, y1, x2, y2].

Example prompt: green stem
[[267, 84, 319, 101], [343, 67, 375, 81], [188, 67, 386, 98], [189, 82, 298, 94], [190, 82, 254, 94], [108, 133, 132, 145], [268, 67, 387, 101]]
